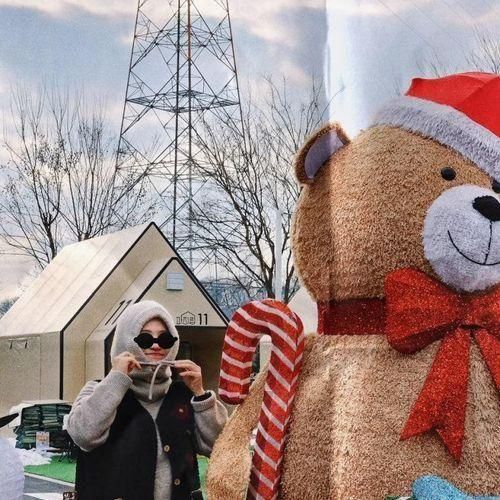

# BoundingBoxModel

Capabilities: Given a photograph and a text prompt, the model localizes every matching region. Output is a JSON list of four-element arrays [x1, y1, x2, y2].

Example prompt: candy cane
[[219, 299, 305, 500]]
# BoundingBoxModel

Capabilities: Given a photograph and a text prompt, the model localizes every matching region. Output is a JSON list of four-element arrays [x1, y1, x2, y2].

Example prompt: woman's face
[[141, 318, 170, 362]]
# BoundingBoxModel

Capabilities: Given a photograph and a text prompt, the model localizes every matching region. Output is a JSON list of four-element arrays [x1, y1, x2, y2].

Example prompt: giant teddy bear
[[207, 72, 500, 499]]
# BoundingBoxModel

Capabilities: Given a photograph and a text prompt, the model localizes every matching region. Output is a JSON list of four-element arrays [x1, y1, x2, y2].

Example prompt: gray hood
[[110, 300, 180, 401], [110, 300, 179, 363]]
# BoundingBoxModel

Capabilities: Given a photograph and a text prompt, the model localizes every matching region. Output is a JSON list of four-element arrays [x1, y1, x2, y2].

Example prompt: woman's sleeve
[[191, 391, 228, 456], [66, 370, 132, 452]]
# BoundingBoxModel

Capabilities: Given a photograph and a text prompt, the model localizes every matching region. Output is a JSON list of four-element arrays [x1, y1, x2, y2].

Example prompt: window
[[166, 272, 184, 291]]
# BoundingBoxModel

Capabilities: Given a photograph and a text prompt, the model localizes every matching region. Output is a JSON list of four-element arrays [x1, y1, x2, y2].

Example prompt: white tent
[[0, 223, 227, 416], [258, 288, 317, 368], [288, 287, 317, 334]]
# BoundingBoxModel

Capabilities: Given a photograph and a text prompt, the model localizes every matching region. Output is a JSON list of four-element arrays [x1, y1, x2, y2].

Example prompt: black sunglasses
[[134, 332, 178, 349]]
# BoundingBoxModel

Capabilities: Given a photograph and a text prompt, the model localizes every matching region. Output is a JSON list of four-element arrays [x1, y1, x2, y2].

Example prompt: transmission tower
[[116, 0, 244, 273]]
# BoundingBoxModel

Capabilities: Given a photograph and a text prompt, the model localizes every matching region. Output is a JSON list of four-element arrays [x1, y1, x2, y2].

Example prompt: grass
[[24, 456, 76, 483], [198, 455, 209, 492], [25, 455, 210, 496]]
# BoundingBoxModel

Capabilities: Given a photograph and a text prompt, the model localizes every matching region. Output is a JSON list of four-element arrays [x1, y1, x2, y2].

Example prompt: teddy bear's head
[[292, 72, 500, 303]]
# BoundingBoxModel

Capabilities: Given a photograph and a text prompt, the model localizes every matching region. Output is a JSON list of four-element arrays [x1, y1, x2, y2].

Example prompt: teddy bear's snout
[[423, 185, 500, 292], [473, 195, 500, 222]]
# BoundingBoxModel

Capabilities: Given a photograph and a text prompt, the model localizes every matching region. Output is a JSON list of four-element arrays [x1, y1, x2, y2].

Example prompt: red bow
[[385, 268, 500, 461]]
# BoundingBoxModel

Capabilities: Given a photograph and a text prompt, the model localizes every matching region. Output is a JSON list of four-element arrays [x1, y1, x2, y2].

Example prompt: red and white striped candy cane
[[219, 298, 305, 500]]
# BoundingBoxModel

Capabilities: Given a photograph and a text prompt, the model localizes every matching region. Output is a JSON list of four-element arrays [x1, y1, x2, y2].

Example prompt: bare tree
[[466, 29, 500, 73], [0, 87, 148, 268], [0, 89, 65, 267], [416, 29, 500, 78], [192, 78, 331, 304]]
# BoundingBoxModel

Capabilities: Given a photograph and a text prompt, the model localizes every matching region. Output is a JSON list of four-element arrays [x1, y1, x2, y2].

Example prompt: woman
[[67, 300, 228, 500]]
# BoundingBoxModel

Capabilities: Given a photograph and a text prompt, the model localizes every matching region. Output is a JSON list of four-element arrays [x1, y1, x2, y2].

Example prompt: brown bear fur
[[206, 124, 499, 499]]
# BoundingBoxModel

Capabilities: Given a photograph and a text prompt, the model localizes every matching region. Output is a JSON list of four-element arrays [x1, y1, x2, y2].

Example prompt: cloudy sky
[[0, 0, 327, 127], [0, 0, 498, 299], [328, 0, 500, 133], [0, 0, 328, 299]]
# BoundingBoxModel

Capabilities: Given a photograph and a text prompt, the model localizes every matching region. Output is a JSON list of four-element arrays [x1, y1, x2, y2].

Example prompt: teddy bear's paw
[[411, 475, 499, 500]]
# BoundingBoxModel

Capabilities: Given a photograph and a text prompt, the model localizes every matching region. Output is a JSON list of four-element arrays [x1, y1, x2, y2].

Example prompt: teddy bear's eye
[[440, 167, 456, 181], [492, 179, 500, 194]]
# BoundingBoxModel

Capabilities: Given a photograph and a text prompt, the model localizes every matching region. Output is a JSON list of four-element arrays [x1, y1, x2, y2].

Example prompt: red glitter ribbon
[[385, 268, 500, 461]]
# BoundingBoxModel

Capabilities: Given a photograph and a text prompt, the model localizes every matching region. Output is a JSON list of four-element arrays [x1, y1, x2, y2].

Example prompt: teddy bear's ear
[[295, 123, 350, 184]]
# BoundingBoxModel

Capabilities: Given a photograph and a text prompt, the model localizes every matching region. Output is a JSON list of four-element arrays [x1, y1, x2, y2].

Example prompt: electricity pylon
[[116, 0, 244, 271]]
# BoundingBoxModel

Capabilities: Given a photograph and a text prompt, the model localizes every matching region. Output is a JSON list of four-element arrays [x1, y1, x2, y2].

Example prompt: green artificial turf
[[25, 455, 210, 497], [25, 456, 76, 483], [198, 455, 209, 493]]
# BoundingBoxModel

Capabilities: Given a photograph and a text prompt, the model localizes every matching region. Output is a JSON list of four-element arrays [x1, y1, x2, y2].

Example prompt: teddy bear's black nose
[[473, 196, 500, 222]]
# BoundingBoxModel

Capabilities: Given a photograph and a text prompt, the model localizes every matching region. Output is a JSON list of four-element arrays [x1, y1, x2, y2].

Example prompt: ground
[[24, 474, 72, 499]]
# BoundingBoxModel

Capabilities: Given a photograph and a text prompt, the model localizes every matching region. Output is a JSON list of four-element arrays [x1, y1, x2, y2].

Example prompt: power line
[[374, 0, 441, 60], [454, 0, 500, 26], [410, 2, 468, 51]]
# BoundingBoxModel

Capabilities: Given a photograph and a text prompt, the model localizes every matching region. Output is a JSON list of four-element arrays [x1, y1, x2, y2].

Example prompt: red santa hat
[[373, 72, 500, 179]]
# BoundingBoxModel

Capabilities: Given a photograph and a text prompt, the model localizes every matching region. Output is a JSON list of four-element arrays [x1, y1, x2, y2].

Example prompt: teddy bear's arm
[[206, 368, 267, 500]]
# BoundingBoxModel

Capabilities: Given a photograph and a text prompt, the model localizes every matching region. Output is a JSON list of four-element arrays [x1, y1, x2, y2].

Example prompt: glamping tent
[[288, 287, 317, 333], [0, 223, 227, 416]]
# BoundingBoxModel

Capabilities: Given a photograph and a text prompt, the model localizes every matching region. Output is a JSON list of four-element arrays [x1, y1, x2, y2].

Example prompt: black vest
[[75, 381, 201, 500]]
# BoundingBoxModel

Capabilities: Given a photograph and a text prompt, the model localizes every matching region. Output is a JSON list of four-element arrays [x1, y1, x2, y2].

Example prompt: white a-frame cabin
[[0, 223, 227, 415]]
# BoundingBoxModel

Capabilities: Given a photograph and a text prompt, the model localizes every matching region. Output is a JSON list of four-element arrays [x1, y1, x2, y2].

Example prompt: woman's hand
[[175, 360, 205, 396], [112, 351, 141, 375]]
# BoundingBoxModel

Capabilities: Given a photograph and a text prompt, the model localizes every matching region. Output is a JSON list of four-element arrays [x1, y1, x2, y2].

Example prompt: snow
[[5, 438, 51, 466]]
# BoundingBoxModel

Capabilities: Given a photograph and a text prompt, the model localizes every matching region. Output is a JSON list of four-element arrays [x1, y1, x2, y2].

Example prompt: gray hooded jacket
[[67, 300, 228, 500]]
